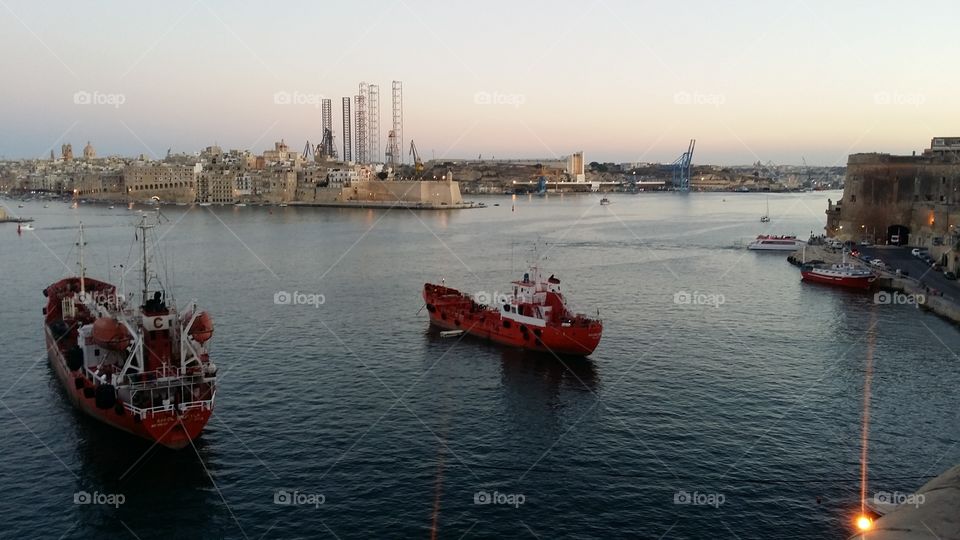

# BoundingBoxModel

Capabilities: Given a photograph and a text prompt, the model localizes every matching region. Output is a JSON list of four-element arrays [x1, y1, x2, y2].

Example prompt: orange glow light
[[856, 515, 873, 531]]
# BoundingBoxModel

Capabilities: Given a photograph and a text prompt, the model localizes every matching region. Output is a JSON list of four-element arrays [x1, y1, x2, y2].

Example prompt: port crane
[[671, 139, 696, 191], [409, 140, 424, 176]]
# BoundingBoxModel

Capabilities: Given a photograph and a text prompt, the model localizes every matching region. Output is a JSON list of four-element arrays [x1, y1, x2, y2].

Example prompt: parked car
[[911, 248, 922, 257], [859, 240, 872, 246], [870, 258, 885, 267], [946, 271, 957, 280]]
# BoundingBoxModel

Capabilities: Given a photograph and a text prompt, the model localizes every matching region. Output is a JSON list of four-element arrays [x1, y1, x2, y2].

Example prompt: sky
[[0, 0, 957, 165]]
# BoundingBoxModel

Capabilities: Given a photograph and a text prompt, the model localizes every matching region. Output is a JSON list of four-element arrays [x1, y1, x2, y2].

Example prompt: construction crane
[[302, 140, 315, 161], [671, 139, 696, 191], [409, 140, 424, 175]]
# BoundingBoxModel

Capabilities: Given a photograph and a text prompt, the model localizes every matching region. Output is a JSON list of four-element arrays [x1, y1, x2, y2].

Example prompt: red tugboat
[[801, 251, 877, 290], [801, 261, 877, 290], [43, 218, 217, 449], [423, 265, 603, 356]]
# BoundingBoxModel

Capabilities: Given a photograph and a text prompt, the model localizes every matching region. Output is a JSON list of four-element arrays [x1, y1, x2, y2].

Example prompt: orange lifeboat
[[92, 318, 132, 351], [185, 311, 214, 344]]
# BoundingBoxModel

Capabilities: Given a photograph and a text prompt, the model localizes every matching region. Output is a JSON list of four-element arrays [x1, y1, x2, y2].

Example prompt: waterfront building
[[828, 137, 960, 270]]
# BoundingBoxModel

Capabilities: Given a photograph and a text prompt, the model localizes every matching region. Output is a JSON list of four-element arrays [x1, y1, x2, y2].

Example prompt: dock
[[288, 200, 485, 210], [789, 244, 960, 326]]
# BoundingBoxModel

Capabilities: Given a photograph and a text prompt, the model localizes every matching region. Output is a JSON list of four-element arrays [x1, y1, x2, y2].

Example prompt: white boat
[[198, 202, 212, 207], [20, 223, 35, 231], [600, 197, 611, 205], [747, 234, 805, 251], [234, 203, 247, 207], [278, 203, 289, 208], [760, 196, 771, 222]]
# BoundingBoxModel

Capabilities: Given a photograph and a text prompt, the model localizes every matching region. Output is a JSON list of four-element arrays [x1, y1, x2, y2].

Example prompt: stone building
[[827, 137, 960, 268], [123, 162, 201, 203]]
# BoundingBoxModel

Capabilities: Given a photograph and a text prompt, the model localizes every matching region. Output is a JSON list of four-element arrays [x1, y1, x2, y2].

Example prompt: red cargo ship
[[801, 261, 877, 290], [43, 218, 218, 449], [423, 266, 602, 356]]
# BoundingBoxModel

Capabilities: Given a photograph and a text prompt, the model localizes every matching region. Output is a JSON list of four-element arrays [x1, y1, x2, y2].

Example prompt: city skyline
[[1, 0, 958, 165]]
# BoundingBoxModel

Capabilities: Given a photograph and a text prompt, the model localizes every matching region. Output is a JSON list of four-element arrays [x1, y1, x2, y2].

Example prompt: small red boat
[[43, 220, 218, 449], [423, 266, 602, 356], [801, 261, 877, 290]]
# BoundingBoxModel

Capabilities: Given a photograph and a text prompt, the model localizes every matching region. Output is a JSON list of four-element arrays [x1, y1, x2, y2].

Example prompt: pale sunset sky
[[0, 0, 957, 164]]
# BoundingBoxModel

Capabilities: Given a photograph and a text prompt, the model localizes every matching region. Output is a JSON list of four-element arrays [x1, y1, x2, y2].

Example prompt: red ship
[[801, 261, 877, 290], [800, 251, 877, 291], [423, 266, 603, 356], [43, 219, 218, 449]]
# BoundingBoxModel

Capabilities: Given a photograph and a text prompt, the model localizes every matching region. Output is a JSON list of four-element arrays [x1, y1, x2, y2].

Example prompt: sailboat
[[760, 196, 771, 223]]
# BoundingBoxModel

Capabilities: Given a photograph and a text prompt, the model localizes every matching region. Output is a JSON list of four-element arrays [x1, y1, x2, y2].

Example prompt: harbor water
[[1, 191, 958, 539]]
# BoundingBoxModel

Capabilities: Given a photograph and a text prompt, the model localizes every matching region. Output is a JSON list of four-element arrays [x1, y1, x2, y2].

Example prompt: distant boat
[[278, 203, 289, 207], [17, 203, 24, 208], [198, 202, 212, 207], [70, 202, 78, 209], [748, 234, 805, 251], [234, 203, 247, 207], [108, 205, 115, 209], [127, 201, 134, 210], [760, 196, 771, 223], [600, 197, 611, 205], [43, 204, 49, 208]]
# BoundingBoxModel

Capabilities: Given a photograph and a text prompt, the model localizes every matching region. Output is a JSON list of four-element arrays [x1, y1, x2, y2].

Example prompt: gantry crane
[[409, 140, 424, 176]]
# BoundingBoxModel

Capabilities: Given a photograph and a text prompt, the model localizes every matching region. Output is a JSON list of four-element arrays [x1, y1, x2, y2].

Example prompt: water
[[2, 192, 958, 539]]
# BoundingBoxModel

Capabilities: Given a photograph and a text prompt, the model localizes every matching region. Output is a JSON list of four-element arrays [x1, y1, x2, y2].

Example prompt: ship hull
[[45, 326, 210, 449], [801, 270, 875, 290], [423, 285, 602, 356]]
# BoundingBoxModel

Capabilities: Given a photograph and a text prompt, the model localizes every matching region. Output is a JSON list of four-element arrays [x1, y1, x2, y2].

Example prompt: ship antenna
[[78, 222, 86, 295], [139, 215, 149, 306]]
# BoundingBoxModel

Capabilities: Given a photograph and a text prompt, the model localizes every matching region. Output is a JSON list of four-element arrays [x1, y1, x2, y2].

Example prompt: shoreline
[[789, 244, 960, 326]]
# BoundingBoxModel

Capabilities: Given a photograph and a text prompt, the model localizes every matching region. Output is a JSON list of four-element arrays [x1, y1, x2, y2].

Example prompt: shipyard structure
[[827, 137, 960, 268]]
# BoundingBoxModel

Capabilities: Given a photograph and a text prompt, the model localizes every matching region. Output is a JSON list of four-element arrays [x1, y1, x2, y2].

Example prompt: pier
[[790, 244, 960, 326]]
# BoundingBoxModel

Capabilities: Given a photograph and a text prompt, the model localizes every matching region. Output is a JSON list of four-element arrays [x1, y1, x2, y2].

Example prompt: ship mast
[[138, 215, 153, 305], [78, 222, 86, 295]]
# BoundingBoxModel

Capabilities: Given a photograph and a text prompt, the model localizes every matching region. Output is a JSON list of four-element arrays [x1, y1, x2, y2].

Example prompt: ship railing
[[123, 397, 215, 418], [123, 368, 207, 390]]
